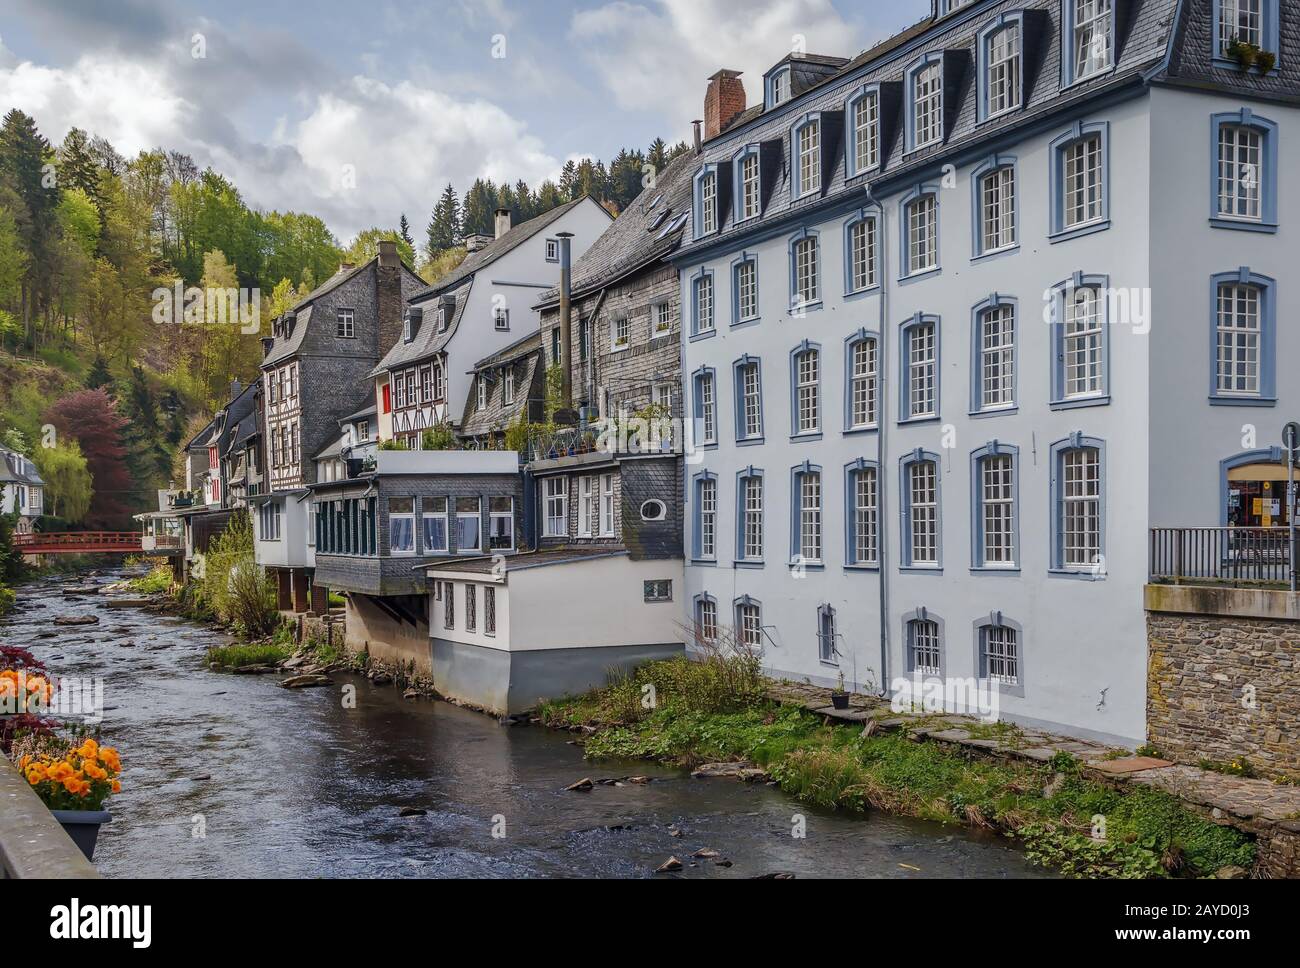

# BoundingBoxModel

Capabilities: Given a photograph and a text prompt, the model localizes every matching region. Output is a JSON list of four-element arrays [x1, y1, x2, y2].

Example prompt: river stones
[[54, 615, 99, 626], [279, 674, 333, 689], [398, 807, 427, 817], [654, 856, 683, 874], [565, 777, 594, 792]]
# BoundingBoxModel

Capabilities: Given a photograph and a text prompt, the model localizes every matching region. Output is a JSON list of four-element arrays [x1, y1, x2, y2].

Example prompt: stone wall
[[1146, 584, 1300, 781]]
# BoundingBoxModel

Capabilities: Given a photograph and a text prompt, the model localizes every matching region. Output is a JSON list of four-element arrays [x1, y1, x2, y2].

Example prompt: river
[[3, 570, 1051, 879]]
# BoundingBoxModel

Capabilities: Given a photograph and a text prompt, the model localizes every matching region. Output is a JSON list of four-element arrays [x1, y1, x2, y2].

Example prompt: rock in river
[[54, 615, 99, 626], [655, 856, 683, 874], [279, 674, 333, 689], [565, 777, 594, 792]]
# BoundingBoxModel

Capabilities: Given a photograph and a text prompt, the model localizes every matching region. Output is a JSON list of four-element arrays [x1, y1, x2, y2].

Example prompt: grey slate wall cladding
[[312, 472, 523, 596], [1166, 0, 1300, 104], [620, 456, 684, 560], [460, 340, 546, 440]]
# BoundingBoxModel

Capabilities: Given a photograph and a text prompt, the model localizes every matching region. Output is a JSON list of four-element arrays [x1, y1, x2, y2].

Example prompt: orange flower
[[77, 739, 99, 760], [26, 766, 45, 785], [110, 780, 121, 794], [62, 775, 84, 795]]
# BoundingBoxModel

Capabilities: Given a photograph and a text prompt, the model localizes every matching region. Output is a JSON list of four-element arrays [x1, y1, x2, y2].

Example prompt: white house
[[0, 445, 45, 533], [674, 0, 1298, 746]]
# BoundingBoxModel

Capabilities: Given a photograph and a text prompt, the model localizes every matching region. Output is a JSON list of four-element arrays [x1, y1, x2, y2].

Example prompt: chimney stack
[[554, 232, 577, 426], [693, 120, 702, 154], [377, 239, 400, 268], [230, 378, 242, 401], [494, 207, 512, 239], [704, 69, 746, 141]]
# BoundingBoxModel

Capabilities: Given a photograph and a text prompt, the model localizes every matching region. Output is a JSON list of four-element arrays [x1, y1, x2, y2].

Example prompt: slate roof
[[679, 0, 1188, 258], [1158, 0, 1300, 104], [0, 446, 42, 486], [408, 196, 601, 302], [460, 330, 544, 438], [370, 281, 472, 376], [534, 150, 696, 308]]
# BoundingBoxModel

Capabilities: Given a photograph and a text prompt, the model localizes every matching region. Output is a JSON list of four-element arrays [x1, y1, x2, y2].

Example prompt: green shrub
[[207, 641, 292, 668], [0, 585, 14, 616]]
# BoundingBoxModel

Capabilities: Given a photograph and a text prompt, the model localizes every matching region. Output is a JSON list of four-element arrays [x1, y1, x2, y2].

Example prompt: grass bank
[[540, 657, 1255, 879]]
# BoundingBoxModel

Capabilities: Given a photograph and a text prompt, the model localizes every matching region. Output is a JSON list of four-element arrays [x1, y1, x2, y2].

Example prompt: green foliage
[[124, 561, 174, 595], [1197, 757, 1258, 778], [344, 227, 415, 269], [421, 423, 456, 451], [1021, 824, 1167, 879], [0, 584, 14, 617], [543, 363, 565, 420], [207, 640, 292, 669], [199, 511, 278, 637], [32, 438, 92, 522], [378, 438, 408, 451]]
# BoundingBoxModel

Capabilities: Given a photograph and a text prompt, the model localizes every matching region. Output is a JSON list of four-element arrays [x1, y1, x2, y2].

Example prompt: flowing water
[[3, 570, 1051, 879]]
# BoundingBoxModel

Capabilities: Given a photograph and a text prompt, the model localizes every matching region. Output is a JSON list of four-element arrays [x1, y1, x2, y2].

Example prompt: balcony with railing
[[1149, 527, 1295, 586]]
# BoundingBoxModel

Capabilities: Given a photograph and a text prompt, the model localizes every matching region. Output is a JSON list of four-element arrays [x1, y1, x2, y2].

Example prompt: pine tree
[[0, 109, 58, 347], [425, 184, 460, 258], [460, 178, 499, 238], [559, 160, 578, 201], [399, 213, 413, 247]]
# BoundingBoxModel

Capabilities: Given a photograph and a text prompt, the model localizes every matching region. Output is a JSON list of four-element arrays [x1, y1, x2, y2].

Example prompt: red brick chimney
[[704, 69, 746, 141]]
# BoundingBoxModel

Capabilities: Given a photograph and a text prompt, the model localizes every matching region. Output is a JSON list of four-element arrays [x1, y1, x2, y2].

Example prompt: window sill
[[731, 316, 762, 329], [736, 436, 766, 447], [843, 563, 880, 573], [1049, 219, 1111, 244], [734, 559, 765, 570], [969, 405, 1018, 418], [789, 560, 825, 571], [1209, 217, 1278, 234], [971, 565, 1021, 575], [788, 301, 824, 316], [688, 330, 717, 343], [696, 440, 719, 451], [843, 284, 882, 302], [1063, 64, 1117, 89], [971, 243, 1020, 263], [897, 414, 941, 426], [898, 267, 941, 285], [900, 565, 943, 575], [610, 344, 630, 353], [1048, 568, 1106, 582], [690, 558, 718, 567], [789, 432, 823, 443], [1209, 395, 1276, 408], [1049, 394, 1110, 411], [843, 425, 879, 436]]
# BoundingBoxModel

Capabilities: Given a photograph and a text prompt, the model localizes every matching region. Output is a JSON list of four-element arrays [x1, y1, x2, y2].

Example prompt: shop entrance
[[1226, 462, 1300, 528]]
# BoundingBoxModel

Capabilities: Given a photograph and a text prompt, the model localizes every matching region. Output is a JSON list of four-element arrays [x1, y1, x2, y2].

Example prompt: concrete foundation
[[429, 639, 685, 716], [344, 594, 430, 675]]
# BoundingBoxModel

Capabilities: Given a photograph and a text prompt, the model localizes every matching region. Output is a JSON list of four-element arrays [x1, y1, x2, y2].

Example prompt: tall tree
[[44, 388, 133, 528], [33, 439, 92, 523], [398, 213, 413, 248], [343, 227, 415, 268], [425, 184, 460, 259], [0, 109, 58, 347]]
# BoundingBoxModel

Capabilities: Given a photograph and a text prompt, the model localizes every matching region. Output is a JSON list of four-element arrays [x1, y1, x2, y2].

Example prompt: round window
[[640, 500, 667, 522]]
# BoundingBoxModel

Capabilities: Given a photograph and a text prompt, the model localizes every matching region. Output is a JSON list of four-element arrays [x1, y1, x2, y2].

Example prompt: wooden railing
[[13, 532, 143, 553], [1150, 527, 1292, 584]]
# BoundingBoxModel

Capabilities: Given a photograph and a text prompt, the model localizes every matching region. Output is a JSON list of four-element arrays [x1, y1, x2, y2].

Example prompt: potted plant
[[1256, 50, 1277, 75], [830, 671, 850, 710], [1226, 36, 1260, 71], [14, 732, 122, 861]]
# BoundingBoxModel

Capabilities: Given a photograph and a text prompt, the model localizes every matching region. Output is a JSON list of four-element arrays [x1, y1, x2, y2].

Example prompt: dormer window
[[908, 58, 944, 151], [1214, 1, 1279, 64], [1066, 0, 1114, 84], [403, 310, 413, 343], [545, 238, 559, 262], [337, 308, 355, 339], [733, 146, 762, 222], [846, 87, 880, 176], [766, 66, 791, 108], [694, 166, 719, 239], [793, 117, 822, 198], [980, 16, 1024, 121], [477, 375, 488, 410], [938, 0, 976, 14]]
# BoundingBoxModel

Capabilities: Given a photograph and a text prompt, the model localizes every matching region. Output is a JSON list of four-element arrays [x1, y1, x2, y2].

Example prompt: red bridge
[[13, 532, 145, 554]]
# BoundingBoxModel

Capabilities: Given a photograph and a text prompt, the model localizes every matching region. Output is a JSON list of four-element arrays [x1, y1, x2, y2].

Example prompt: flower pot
[[51, 809, 111, 861], [830, 692, 850, 710]]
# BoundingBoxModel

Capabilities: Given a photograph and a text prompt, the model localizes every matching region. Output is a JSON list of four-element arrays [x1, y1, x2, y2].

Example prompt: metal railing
[[1150, 527, 1292, 584]]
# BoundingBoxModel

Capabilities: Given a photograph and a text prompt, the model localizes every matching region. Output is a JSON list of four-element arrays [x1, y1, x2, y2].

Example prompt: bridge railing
[[13, 532, 143, 551], [1150, 527, 1291, 584]]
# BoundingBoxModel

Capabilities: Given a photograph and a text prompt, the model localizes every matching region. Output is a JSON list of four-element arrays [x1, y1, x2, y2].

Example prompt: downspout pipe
[[555, 232, 578, 426], [872, 189, 891, 698]]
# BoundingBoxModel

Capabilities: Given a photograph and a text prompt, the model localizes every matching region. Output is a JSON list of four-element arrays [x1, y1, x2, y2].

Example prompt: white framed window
[[980, 166, 1017, 253], [336, 308, 355, 338], [698, 477, 717, 559], [738, 601, 762, 649], [818, 605, 837, 663], [443, 582, 455, 630], [543, 477, 567, 537], [1216, 282, 1261, 395], [793, 236, 818, 307], [484, 586, 496, 636], [422, 497, 449, 553], [980, 304, 1016, 409], [851, 91, 880, 173], [697, 371, 716, 444], [477, 375, 488, 410], [1062, 134, 1104, 229], [489, 496, 514, 550], [433, 358, 445, 401], [578, 476, 597, 538], [907, 194, 938, 275], [643, 579, 672, 603], [612, 315, 630, 350], [912, 62, 943, 149], [908, 460, 939, 566], [694, 274, 714, 335], [796, 120, 821, 197], [739, 152, 761, 220], [986, 23, 1022, 117], [1071, 0, 1113, 81], [739, 362, 762, 439], [654, 301, 673, 336], [1061, 447, 1101, 568], [545, 238, 559, 261], [599, 473, 615, 537], [795, 348, 820, 435], [798, 470, 822, 564], [389, 497, 415, 555], [981, 625, 1019, 684], [736, 260, 758, 321], [456, 497, 481, 552], [742, 476, 764, 560], [769, 69, 790, 106], [1064, 287, 1104, 398], [907, 321, 937, 419], [700, 171, 717, 235], [848, 217, 877, 292], [850, 338, 877, 429], [696, 598, 718, 642], [1219, 0, 1264, 54], [908, 620, 942, 676], [502, 367, 514, 404], [494, 307, 509, 331], [851, 466, 878, 566], [980, 454, 1016, 566], [1217, 124, 1263, 221]]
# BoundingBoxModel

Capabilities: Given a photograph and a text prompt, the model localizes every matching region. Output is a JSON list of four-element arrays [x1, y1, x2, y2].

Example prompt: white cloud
[[0, 45, 560, 243], [571, 0, 863, 127]]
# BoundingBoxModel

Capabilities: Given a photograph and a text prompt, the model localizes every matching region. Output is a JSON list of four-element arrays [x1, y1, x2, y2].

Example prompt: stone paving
[[766, 682, 1300, 838]]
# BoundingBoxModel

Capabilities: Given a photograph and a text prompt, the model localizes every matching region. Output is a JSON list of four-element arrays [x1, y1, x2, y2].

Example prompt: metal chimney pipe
[[555, 232, 577, 425], [693, 120, 703, 154]]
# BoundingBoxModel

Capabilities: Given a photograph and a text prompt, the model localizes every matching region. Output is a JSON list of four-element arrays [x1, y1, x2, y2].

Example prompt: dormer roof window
[[765, 66, 792, 109]]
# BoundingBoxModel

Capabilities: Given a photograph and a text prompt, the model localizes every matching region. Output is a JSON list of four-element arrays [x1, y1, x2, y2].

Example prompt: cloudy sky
[[0, 0, 930, 242]]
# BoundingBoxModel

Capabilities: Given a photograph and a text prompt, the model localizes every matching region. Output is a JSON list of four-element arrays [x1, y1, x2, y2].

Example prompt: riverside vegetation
[[539, 649, 1255, 879]]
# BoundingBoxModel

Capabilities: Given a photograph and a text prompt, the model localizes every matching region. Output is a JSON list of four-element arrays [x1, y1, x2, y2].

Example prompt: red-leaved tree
[[45, 388, 133, 529]]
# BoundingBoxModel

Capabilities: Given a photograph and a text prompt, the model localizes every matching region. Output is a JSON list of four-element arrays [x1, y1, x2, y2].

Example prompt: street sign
[[1284, 422, 1300, 458]]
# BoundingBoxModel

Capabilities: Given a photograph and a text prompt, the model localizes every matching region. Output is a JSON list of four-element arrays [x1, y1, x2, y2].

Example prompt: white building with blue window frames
[[674, 0, 1299, 746]]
